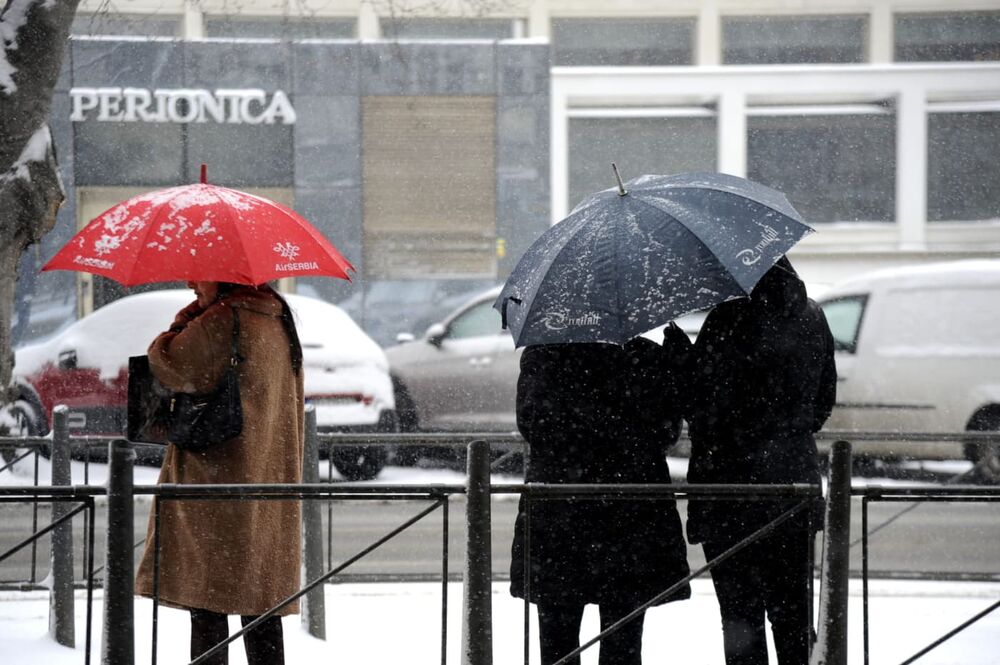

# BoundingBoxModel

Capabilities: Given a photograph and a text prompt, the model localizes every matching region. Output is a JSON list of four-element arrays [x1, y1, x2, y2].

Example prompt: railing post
[[462, 439, 492, 665], [102, 439, 135, 665], [301, 406, 326, 640], [49, 405, 75, 647], [811, 440, 852, 665]]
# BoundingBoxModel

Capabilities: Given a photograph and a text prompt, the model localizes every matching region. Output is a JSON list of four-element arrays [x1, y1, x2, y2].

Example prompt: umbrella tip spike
[[611, 162, 627, 196], [200, 163, 208, 184]]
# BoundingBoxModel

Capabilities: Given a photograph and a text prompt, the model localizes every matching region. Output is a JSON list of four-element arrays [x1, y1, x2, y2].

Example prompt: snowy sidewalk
[[1, 579, 998, 664]]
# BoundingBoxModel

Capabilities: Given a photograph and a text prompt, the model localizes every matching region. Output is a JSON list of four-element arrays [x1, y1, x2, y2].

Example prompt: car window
[[819, 295, 866, 353], [448, 301, 502, 339]]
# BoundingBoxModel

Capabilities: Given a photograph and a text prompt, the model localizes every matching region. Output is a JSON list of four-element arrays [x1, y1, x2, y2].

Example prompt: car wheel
[[0, 399, 47, 462], [852, 456, 883, 478], [390, 380, 422, 466], [330, 446, 388, 481], [330, 411, 397, 481], [966, 408, 1000, 484], [393, 379, 419, 433]]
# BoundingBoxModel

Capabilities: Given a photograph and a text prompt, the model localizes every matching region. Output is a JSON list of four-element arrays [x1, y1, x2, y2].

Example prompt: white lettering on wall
[[69, 87, 298, 125]]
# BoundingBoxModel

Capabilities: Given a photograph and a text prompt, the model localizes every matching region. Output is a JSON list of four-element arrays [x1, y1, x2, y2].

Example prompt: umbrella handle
[[611, 162, 627, 196], [200, 163, 208, 184]]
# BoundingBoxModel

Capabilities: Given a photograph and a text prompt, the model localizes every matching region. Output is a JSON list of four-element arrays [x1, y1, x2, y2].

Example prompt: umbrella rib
[[129, 195, 183, 286], [626, 194, 754, 296], [641, 182, 812, 232], [512, 206, 603, 346], [613, 201, 625, 343], [222, 193, 259, 285], [120, 208, 160, 287]]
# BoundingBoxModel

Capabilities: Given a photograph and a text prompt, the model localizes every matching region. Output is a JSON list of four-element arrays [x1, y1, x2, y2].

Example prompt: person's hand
[[662, 321, 691, 348], [168, 301, 206, 333]]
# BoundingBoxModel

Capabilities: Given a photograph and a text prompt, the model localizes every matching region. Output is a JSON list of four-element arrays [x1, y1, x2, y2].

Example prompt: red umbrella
[[42, 165, 354, 286]]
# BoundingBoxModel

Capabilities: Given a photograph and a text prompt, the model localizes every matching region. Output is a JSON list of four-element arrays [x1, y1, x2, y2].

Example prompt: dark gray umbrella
[[494, 170, 813, 347]]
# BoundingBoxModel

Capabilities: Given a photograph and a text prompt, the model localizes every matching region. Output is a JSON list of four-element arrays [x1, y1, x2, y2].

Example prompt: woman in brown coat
[[135, 281, 304, 665]]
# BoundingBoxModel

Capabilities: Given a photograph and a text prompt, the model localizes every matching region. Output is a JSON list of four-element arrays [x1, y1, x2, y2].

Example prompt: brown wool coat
[[135, 287, 304, 616]]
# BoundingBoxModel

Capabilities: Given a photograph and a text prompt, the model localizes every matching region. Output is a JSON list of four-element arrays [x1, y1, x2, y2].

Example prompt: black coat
[[509, 331, 691, 606], [685, 259, 837, 543]]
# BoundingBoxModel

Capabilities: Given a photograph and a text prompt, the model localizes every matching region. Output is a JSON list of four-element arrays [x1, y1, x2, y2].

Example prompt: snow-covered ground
[[2, 455, 996, 663], [1, 579, 998, 664]]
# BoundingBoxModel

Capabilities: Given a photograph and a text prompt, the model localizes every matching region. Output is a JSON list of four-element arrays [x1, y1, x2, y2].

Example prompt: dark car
[[384, 286, 709, 467]]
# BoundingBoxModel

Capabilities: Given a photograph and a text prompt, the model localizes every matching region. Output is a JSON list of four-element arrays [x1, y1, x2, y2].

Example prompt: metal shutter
[[362, 96, 497, 279]]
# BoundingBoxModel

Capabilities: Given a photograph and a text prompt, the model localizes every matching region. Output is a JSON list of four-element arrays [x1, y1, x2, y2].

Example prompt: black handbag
[[164, 307, 244, 451]]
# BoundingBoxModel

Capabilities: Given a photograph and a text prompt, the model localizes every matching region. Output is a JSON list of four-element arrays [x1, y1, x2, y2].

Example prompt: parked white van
[[816, 260, 1000, 473]]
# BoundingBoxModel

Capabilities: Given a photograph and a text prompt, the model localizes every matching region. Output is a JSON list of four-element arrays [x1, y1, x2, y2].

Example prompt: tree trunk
[[0, 0, 80, 406]]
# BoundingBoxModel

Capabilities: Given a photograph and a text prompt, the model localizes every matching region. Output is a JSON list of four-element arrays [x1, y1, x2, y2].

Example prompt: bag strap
[[229, 307, 243, 367]]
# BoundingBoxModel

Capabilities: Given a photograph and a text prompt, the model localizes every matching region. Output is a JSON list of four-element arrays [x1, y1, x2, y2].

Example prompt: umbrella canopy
[[494, 170, 813, 347], [42, 167, 354, 286]]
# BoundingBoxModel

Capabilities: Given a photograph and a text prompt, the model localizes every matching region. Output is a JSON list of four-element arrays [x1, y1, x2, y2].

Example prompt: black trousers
[[702, 526, 815, 665], [536, 601, 646, 665], [190, 608, 284, 665]]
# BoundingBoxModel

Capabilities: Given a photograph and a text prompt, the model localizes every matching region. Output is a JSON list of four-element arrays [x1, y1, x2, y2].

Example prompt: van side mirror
[[426, 323, 446, 348], [395, 332, 415, 344], [58, 349, 78, 370]]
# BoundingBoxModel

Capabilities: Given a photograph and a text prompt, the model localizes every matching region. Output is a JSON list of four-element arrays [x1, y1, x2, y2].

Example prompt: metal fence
[[2, 418, 999, 665], [855, 484, 1000, 665]]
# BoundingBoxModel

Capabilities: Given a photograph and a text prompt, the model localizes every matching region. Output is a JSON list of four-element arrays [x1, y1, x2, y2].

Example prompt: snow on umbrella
[[494, 168, 814, 347], [42, 165, 354, 286]]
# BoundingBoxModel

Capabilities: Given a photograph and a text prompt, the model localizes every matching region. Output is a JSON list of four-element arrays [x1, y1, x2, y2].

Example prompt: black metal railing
[[3, 418, 1000, 664], [856, 484, 1000, 665]]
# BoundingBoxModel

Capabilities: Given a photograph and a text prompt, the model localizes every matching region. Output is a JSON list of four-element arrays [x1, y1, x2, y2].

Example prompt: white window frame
[[551, 63, 1000, 254]]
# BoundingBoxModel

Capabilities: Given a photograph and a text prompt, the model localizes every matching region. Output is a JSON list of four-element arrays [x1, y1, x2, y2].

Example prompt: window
[[448, 301, 502, 339], [895, 12, 1000, 62], [552, 18, 695, 66], [72, 13, 181, 37], [819, 296, 866, 353], [747, 111, 895, 223], [204, 16, 356, 40], [928, 111, 1000, 222], [723, 15, 867, 64], [362, 96, 497, 279], [185, 123, 294, 188], [74, 121, 293, 189], [74, 123, 185, 187], [380, 18, 516, 40], [567, 114, 716, 211]]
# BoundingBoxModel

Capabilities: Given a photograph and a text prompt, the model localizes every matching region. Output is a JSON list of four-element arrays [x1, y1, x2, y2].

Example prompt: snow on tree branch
[[1, 0, 57, 94], [0, 124, 54, 184]]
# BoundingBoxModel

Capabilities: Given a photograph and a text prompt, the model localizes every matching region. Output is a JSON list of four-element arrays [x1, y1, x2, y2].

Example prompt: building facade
[[15, 0, 1000, 345], [26, 32, 549, 345]]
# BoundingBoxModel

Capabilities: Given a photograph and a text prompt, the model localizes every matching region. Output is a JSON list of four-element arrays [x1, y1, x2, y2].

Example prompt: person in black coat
[[509, 328, 692, 665], [686, 256, 837, 665]]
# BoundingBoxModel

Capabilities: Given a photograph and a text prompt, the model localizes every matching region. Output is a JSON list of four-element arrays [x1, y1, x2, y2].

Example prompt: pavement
[[1, 578, 998, 664]]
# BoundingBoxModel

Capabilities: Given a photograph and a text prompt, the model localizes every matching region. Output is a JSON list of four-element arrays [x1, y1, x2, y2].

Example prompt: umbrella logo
[[274, 242, 301, 261], [540, 310, 602, 331], [73, 255, 115, 270], [735, 225, 780, 266]]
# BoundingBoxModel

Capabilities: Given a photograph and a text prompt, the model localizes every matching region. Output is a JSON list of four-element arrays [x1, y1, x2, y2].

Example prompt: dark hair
[[263, 285, 303, 375], [218, 282, 303, 375]]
